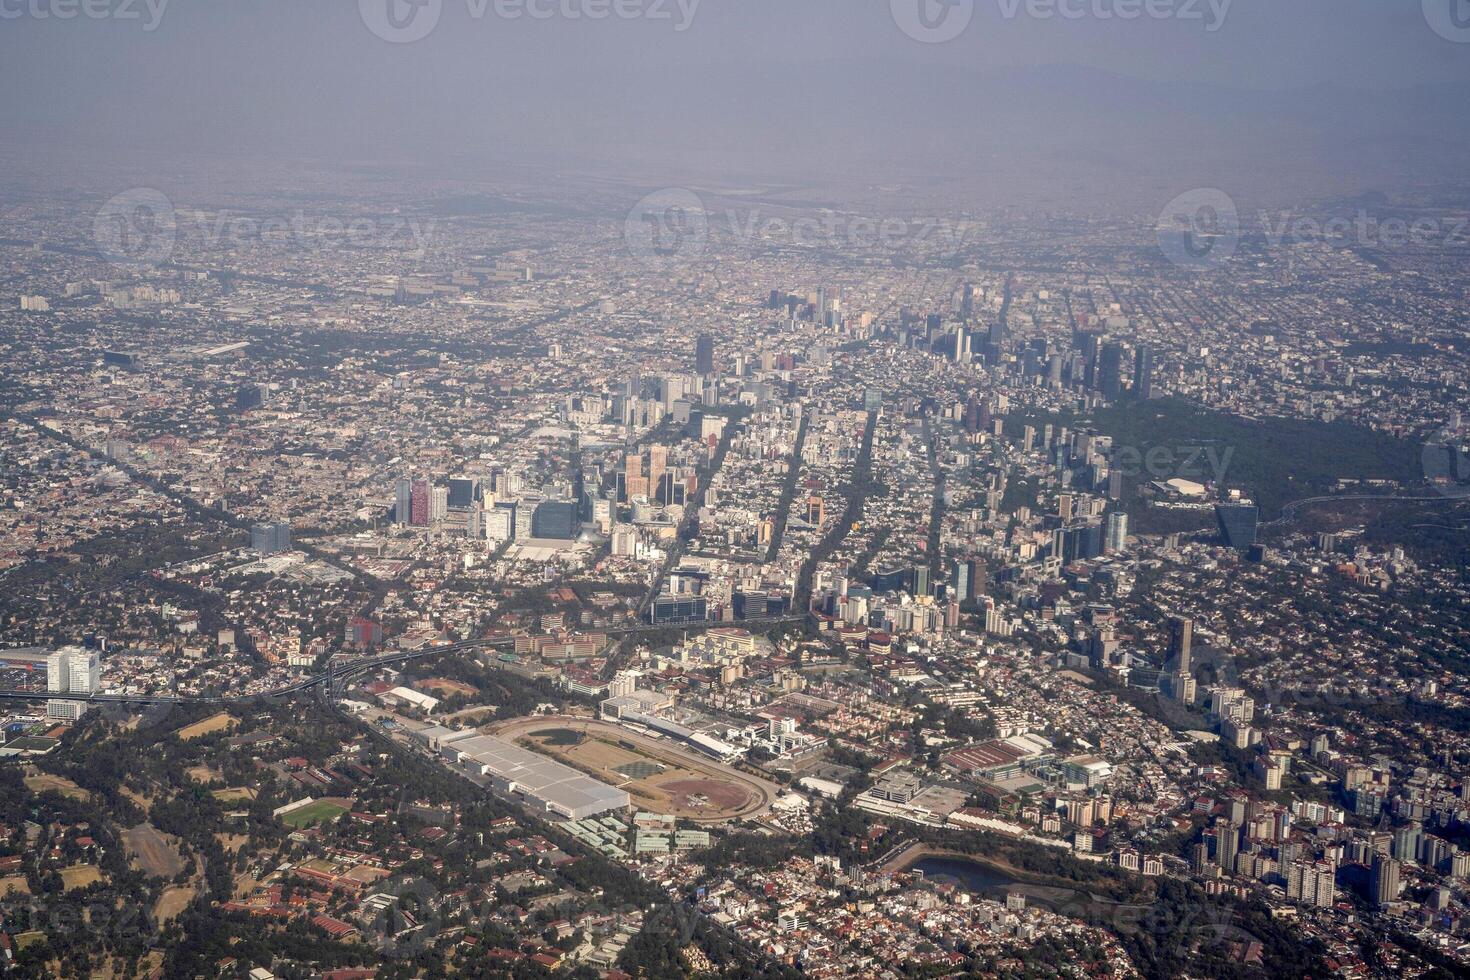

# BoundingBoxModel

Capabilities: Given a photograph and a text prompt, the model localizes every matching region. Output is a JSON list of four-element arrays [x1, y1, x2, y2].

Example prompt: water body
[[909, 856, 1020, 897]]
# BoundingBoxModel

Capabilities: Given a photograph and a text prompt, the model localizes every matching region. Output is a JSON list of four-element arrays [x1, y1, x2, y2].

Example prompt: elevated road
[[0, 615, 806, 706]]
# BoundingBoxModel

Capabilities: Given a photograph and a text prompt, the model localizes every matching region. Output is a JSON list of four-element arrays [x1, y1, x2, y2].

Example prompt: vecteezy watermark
[[94, 189, 437, 269], [890, 0, 974, 43], [1423, 0, 1470, 43], [369, 876, 443, 959], [1193, 647, 1406, 714], [1109, 444, 1233, 485], [1156, 188, 1239, 271], [94, 188, 176, 268], [891, 0, 1230, 42], [0, 0, 168, 30], [996, 0, 1230, 29], [359, 0, 700, 43], [1259, 209, 1470, 251], [1049, 888, 1239, 958], [177, 208, 437, 261], [623, 188, 976, 265], [624, 188, 709, 266]]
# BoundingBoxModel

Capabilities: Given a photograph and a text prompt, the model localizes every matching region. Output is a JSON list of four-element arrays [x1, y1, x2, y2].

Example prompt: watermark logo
[[1049, 888, 1239, 958], [995, 0, 1230, 30], [1424, 0, 1470, 42], [624, 188, 708, 266], [359, 0, 442, 43], [1259, 208, 1469, 252], [361, 0, 700, 42], [891, 0, 974, 43], [1109, 443, 1233, 486], [178, 208, 437, 261], [369, 875, 443, 959], [892, 0, 1231, 40], [624, 188, 975, 265], [1192, 646, 1404, 713], [94, 188, 176, 268], [1157, 188, 1239, 271], [0, 0, 170, 31]]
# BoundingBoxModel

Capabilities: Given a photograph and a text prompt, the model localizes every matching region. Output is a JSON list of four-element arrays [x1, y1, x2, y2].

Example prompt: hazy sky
[[3, 1, 1469, 196]]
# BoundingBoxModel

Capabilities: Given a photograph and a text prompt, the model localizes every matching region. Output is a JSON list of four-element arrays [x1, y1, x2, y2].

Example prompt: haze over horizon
[[4, 1, 1470, 209]]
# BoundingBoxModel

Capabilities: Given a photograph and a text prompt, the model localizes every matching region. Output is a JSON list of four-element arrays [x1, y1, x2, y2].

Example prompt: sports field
[[280, 800, 349, 828], [510, 720, 770, 822]]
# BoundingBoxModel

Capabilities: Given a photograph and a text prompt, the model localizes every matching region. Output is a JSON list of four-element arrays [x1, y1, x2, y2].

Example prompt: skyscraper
[[1215, 820, 1239, 873], [1133, 344, 1154, 400], [447, 476, 481, 510], [251, 522, 292, 555], [1167, 616, 1197, 704], [695, 333, 715, 375], [395, 478, 413, 526], [532, 500, 580, 540], [1372, 854, 1401, 907], [951, 558, 971, 603], [1168, 616, 1193, 673], [1216, 503, 1260, 549], [1099, 342, 1126, 401], [47, 646, 99, 722], [1105, 511, 1129, 553], [411, 479, 430, 526]]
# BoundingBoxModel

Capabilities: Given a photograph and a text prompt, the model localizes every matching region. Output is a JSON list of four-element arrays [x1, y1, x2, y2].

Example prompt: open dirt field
[[175, 712, 237, 741], [211, 787, 256, 803], [61, 865, 104, 890], [154, 884, 195, 922], [502, 717, 774, 823], [124, 823, 187, 878], [0, 876, 29, 896], [23, 772, 88, 800], [186, 765, 223, 785]]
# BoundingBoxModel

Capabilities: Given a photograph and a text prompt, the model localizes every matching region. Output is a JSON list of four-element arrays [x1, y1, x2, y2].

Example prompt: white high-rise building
[[1105, 511, 1129, 553], [47, 650, 72, 693], [47, 646, 100, 693], [46, 646, 100, 722], [70, 651, 100, 694]]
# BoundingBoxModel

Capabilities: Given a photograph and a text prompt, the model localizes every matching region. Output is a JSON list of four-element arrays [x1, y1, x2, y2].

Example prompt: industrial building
[[439, 732, 629, 820]]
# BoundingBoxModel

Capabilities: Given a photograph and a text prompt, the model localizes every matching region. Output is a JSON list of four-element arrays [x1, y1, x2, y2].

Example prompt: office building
[[1104, 511, 1129, 553], [46, 646, 100, 722], [1168, 616, 1193, 671], [250, 522, 292, 556], [1216, 503, 1260, 549], [410, 480, 430, 526], [1099, 342, 1126, 401], [532, 500, 580, 540], [695, 333, 715, 375], [447, 476, 481, 510], [651, 595, 708, 625], [1133, 344, 1154, 400], [395, 478, 413, 526], [485, 504, 514, 543]]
